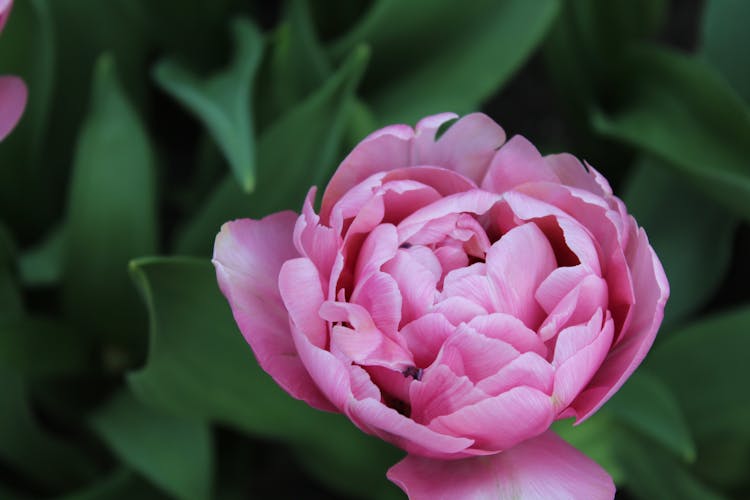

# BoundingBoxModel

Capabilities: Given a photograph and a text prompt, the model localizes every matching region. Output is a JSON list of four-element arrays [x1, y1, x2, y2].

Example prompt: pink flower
[[213, 113, 668, 499], [0, 0, 27, 142]]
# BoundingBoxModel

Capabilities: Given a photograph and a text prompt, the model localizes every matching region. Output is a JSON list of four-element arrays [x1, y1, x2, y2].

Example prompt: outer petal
[[213, 213, 334, 412], [321, 125, 413, 221], [0, 76, 27, 141], [0, 0, 12, 32], [481, 135, 559, 193], [387, 430, 615, 500], [412, 112, 506, 184], [569, 230, 669, 420]]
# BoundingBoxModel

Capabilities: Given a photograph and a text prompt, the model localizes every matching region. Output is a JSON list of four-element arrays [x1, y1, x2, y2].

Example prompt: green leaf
[[623, 157, 737, 327], [90, 391, 213, 500], [330, 0, 559, 124], [0, 317, 89, 377], [614, 429, 726, 500], [175, 45, 370, 256], [606, 371, 696, 462], [127, 257, 401, 499], [261, 0, 331, 118], [701, 0, 750, 103], [648, 306, 750, 441], [0, 225, 23, 322], [62, 55, 157, 348], [154, 19, 263, 193], [592, 46, 750, 221], [0, 372, 96, 491]]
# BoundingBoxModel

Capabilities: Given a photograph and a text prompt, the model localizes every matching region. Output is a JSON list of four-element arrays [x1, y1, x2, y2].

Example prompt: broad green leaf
[[62, 55, 157, 348], [0, 317, 88, 377], [59, 468, 166, 500], [592, 47, 750, 221], [624, 157, 737, 327], [0, 372, 96, 492], [701, 0, 750, 103], [552, 412, 625, 486], [606, 371, 695, 462], [648, 306, 750, 486], [154, 19, 262, 192], [90, 391, 213, 500], [614, 429, 726, 500], [175, 45, 369, 256], [329, 0, 559, 124], [648, 306, 750, 440], [261, 0, 331, 118], [128, 257, 401, 499]]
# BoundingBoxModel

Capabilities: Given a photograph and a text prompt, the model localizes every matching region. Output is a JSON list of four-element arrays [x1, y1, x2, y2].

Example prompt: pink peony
[[213, 113, 668, 499], [0, 0, 27, 142]]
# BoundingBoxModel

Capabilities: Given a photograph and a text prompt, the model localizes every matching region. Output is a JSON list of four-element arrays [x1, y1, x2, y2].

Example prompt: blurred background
[[0, 0, 748, 498]]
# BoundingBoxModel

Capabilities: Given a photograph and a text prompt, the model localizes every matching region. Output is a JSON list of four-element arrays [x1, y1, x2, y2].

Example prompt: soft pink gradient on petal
[[0, 76, 27, 141], [388, 430, 615, 500], [569, 230, 669, 421], [486, 223, 557, 328], [0, 0, 12, 32], [481, 135, 559, 193], [413, 112, 506, 184], [213, 214, 333, 411]]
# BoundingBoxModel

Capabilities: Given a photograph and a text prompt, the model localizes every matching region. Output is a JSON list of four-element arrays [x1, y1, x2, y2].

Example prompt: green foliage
[[0, 1, 748, 498]]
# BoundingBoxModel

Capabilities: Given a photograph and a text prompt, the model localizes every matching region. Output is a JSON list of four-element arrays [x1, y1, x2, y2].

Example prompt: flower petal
[[481, 135, 559, 193], [429, 386, 554, 453], [0, 76, 27, 141], [413, 112, 506, 184], [387, 430, 615, 500], [213, 213, 333, 411]]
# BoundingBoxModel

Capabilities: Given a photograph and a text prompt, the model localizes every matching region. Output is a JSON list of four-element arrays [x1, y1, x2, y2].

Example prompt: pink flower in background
[[214, 113, 668, 499], [0, 0, 27, 141]]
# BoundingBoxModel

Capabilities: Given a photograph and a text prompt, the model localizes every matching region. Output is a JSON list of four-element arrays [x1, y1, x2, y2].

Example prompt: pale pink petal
[[354, 223, 399, 282], [293, 188, 339, 287], [383, 165, 477, 196], [278, 257, 328, 348], [0, 76, 27, 141], [569, 230, 668, 421], [400, 313, 456, 368], [440, 264, 495, 313], [409, 364, 486, 424], [321, 125, 413, 221], [477, 352, 554, 396], [381, 249, 439, 326], [481, 135, 559, 193], [351, 271, 402, 335], [289, 323, 351, 410], [432, 296, 488, 325], [467, 313, 548, 357], [397, 189, 502, 243], [429, 386, 554, 452], [347, 397, 474, 458], [380, 180, 442, 223], [538, 274, 608, 342], [535, 264, 591, 314], [432, 324, 520, 383], [486, 223, 557, 328], [213, 214, 333, 411], [387, 430, 615, 500], [412, 112, 506, 184], [545, 152, 605, 196]]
